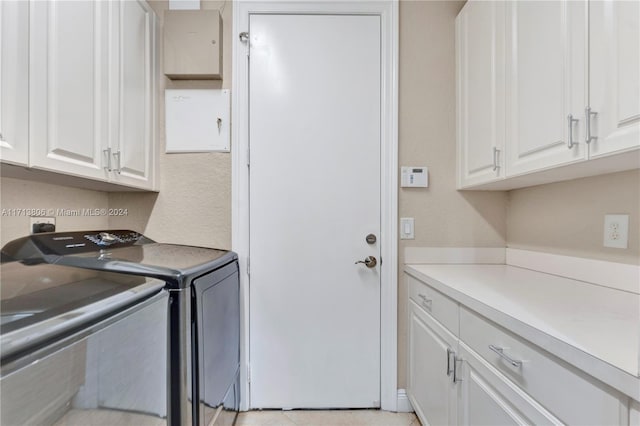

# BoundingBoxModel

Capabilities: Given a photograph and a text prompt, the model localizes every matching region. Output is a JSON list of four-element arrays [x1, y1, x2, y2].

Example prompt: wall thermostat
[[401, 166, 428, 187]]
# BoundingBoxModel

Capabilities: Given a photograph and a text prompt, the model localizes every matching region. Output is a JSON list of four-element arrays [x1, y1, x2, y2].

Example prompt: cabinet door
[[457, 343, 561, 426], [407, 300, 458, 426], [110, 0, 156, 190], [589, 0, 640, 158], [0, 0, 29, 166], [505, 1, 587, 176], [456, 0, 505, 188], [29, 0, 110, 180]]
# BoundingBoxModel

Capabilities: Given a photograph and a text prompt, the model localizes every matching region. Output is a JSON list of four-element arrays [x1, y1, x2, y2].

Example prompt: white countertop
[[405, 264, 640, 400]]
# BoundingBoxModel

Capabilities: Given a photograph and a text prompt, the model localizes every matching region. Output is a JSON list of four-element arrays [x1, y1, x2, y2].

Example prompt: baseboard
[[396, 389, 414, 413]]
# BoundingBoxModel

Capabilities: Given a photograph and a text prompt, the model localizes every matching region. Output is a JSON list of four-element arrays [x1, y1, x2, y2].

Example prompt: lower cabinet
[[408, 300, 458, 426], [457, 342, 560, 425], [406, 273, 632, 426]]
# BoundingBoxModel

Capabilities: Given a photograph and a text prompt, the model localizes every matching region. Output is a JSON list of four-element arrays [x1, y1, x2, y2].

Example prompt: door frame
[[231, 0, 399, 412]]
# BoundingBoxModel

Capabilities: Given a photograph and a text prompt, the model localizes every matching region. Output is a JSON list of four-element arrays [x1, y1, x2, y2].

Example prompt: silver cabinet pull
[[489, 344, 523, 367], [103, 148, 112, 171], [585, 106, 598, 144], [418, 294, 432, 309], [446, 347, 454, 376], [453, 356, 463, 383], [113, 151, 121, 174], [492, 147, 500, 172], [567, 114, 579, 149]]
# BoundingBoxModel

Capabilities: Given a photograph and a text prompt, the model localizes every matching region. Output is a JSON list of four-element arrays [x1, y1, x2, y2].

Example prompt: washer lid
[[0, 261, 165, 358]]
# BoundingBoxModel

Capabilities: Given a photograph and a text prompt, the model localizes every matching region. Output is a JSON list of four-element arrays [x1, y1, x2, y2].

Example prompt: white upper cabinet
[[457, 0, 638, 190], [29, 0, 110, 180], [505, 0, 587, 176], [110, 0, 156, 189], [588, 0, 640, 159], [456, 1, 505, 188], [4, 0, 157, 191], [0, 0, 29, 166]]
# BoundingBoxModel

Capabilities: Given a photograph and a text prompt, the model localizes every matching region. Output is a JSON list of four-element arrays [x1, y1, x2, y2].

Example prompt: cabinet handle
[[488, 344, 523, 367], [103, 148, 112, 171], [567, 114, 579, 149], [446, 348, 454, 376], [492, 147, 500, 172], [113, 151, 121, 174], [453, 356, 463, 383], [418, 294, 432, 310], [585, 106, 598, 144]]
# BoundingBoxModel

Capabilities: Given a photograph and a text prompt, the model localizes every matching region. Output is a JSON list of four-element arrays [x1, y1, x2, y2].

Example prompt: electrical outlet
[[30, 216, 56, 234], [604, 214, 629, 249]]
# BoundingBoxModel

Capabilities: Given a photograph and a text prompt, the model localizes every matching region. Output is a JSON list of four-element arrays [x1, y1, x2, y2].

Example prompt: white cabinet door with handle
[[29, 0, 110, 180], [456, 0, 505, 188], [588, 0, 640, 159], [0, 0, 29, 166], [505, 1, 588, 176], [109, 0, 156, 190], [408, 300, 459, 426]]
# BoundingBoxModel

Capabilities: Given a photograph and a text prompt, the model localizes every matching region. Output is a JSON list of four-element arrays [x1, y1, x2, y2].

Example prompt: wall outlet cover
[[603, 214, 629, 249], [30, 216, 56, 234]]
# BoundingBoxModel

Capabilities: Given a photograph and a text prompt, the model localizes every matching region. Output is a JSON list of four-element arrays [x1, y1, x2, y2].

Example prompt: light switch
[[400, 218, 414, 240]]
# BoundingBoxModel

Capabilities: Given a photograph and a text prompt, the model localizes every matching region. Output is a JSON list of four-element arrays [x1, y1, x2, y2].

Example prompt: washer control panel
[[1, 230, 154, 258]]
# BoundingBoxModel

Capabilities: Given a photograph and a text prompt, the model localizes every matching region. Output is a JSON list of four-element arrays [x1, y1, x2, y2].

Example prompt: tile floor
[[53, 408, 419, 426], [236, 409, 420, 426]]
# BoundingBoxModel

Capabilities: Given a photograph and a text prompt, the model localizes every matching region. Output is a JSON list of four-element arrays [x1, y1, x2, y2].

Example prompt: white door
[[456, 0, 505, 188], [29, 0, 110, 180], [0, 0, 29, 166], [249, 14, 381, 409], [505, 1, 587, 176], [407, 301, 458, 426], [589, 0, 640, 159], [110, 0, 155, 190]]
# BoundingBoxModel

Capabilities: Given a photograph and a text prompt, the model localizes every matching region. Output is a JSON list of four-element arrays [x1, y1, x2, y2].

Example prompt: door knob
[[355, 256, 377, 268]]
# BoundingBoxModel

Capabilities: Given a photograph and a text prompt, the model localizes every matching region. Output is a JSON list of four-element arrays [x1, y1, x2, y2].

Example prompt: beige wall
[[0, 177, 109, 246], [507, 170, 640, 265], [397, 0, 508, 388], [108, 0, 233, 249]]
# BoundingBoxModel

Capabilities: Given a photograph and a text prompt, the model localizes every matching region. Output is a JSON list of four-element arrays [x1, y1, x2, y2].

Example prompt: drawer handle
[[418, 294, 432, 309], [489, 345, 523, 367]]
